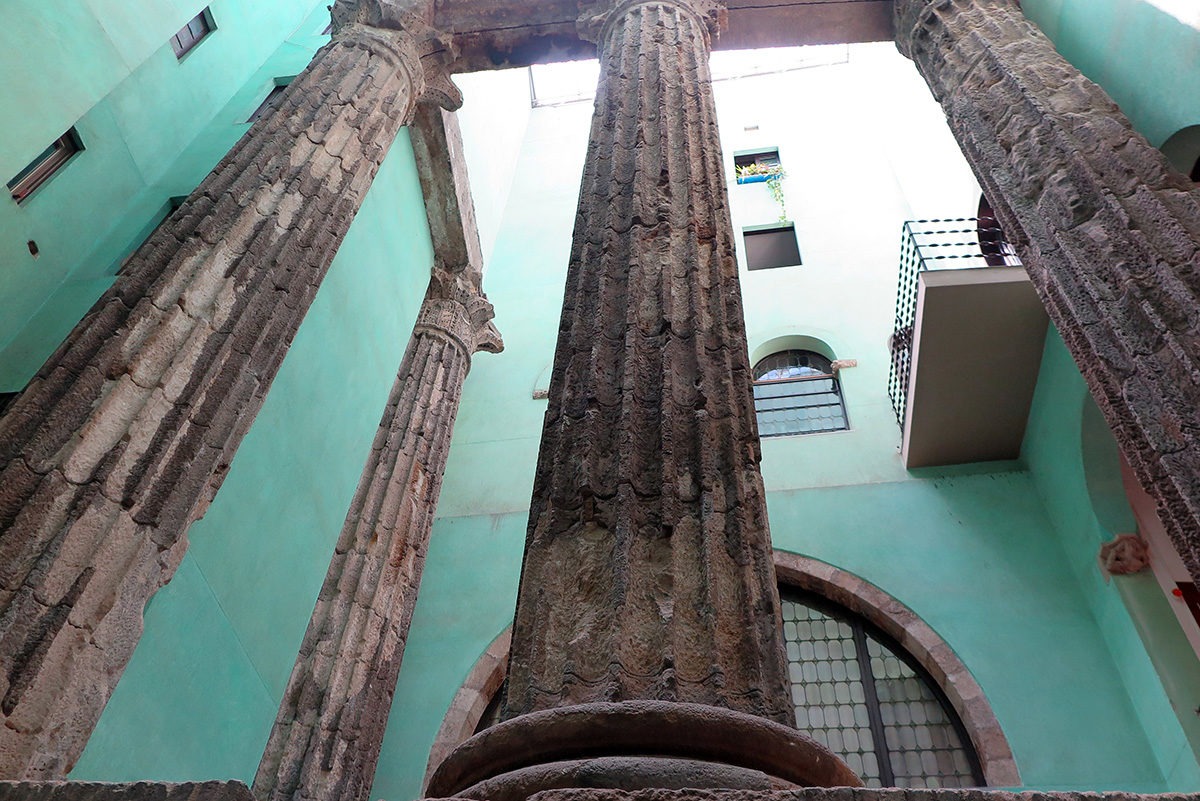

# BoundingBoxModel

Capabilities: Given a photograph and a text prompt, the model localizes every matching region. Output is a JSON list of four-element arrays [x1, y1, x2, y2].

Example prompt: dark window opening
[[171, 8, 213, 59], [0, 392, 18, 416], [976, 195, 1018, 267], [752, 350, 848, 436], [735, 147, 782, 184], [247, 79, 293, 123], [781, 589, 984, 788], [1190, 155, 1200, 183], [7, 129, 83, 204], [744, 222, 800, 270]]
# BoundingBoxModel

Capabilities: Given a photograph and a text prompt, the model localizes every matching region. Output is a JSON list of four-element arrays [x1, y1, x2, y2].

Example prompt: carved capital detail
[[332, 1, 463, 110], [419, 266, 503, 355], [578, 0, 726, 48]]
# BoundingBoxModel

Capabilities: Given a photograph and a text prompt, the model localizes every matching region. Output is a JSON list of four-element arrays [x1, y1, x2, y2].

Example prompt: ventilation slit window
[[7, 129, 83, 203]]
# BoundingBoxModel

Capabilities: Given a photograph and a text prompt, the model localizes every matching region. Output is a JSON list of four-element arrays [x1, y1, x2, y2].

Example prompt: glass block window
[[752, 350, 848, 436], [781, 591, 983, 788]]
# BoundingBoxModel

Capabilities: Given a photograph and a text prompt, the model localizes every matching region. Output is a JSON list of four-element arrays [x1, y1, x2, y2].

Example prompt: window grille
[[752, 350, 847, 436], [781, 591, 983, 788]]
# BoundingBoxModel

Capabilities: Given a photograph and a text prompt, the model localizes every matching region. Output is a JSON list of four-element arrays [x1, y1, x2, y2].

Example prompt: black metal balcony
[[888, 217, 1022, 430]]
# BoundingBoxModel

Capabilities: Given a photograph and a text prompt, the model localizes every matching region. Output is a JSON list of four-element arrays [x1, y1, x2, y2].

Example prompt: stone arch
[[773, 551, 1021, 787], [426, 553, 1021, 789], [423, 627, 511, 793], [750, 334, 838, 367], [1159, 124, 1200, 179]]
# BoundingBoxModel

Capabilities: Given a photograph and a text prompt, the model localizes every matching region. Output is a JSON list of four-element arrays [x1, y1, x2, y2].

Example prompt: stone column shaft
[[895, 0, 1200, 581], [0, 21, 437, 778], [254, 269, 500, 801], [503, 0, 792, 726]]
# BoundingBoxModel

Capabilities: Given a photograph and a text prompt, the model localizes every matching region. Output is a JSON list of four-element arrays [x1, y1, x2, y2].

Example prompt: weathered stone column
[[254, 267, 500, 801], [0, 1, 456, 779], [427, 2, 858, 798], [895, 0, 1200, 582]]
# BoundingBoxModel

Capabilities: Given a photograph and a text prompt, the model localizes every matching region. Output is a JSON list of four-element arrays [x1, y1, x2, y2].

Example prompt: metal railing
[[887, 218, 1022, 429]]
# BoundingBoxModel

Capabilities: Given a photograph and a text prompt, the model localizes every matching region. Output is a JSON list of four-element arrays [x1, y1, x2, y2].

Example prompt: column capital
[[577, 0, 726, 48], [894, 0, 1021, 60], [332, 0, 463, 110], [419, 266, 504, 356]]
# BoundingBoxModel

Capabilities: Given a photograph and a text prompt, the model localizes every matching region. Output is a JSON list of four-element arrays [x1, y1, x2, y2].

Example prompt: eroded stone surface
[[895, 0, 1200, 584], [253, 267, 500, 801], [524, 789, 1200, 801], [0, 782, 253, 801], [0, 23, 433, 780], [502, 0, 792, 726]]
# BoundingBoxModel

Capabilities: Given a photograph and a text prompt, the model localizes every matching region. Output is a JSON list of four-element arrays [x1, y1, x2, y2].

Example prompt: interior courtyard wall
[[1019, 0, 1200, 150], [370, 44, 1194, 801], [66, 131, 435, 783], [1022, 331, 1200, 788], [0, 0, 330, 390]]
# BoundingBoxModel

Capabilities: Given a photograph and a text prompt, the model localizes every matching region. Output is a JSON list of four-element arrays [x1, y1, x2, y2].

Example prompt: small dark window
[[1190, 156, 1200, 183], [744, 222, 800, 270], [753, 350, 848, 436], [171, 8, 213, 59], [734, 148, 781, 184], [0, 392, 18, 416], [246, 80, 292, 123], [7, 129, 83, 204]]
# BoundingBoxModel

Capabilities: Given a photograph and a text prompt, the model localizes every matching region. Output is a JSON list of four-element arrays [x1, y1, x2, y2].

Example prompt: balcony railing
[[888, 217, 1022, 429]]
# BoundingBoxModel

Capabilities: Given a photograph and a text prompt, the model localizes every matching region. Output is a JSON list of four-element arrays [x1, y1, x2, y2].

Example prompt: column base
[[425, 701, 862, 800]]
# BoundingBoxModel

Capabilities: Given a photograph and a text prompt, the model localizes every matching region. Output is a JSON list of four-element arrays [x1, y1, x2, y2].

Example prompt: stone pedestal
[[895, 0, 1200, 582], [0, 13, 451, 780], [427, 1, 858, 797], [254, 268, 500, 801]]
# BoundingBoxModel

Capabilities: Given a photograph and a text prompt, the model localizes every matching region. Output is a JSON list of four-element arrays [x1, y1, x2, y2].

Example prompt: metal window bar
[[888, 217, 1022, 429], [753, 374, 848, 437]]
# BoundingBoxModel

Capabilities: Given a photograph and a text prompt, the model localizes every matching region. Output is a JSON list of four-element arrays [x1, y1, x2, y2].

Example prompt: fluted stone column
[[895, 0, 1200, 582], [427, 2, 859, 797], [0, 2, 456, 779], [254, 267, 500, 801], [504, 0, 792, 725]]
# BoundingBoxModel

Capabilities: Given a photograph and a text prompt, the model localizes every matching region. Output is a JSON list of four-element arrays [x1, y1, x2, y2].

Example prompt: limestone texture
[[0, 21, 442, 779], [0, 782, 253, 801], [503, 0, 793, 726], [525, 789, 1200, 801], [253, 267, 500, 801], [895, 0, 1200, 582]]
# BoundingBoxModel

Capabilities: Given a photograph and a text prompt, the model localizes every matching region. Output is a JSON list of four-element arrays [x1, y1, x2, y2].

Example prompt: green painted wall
[[1021, 0, 1200, 148], [1023, 330, 1200, 790], [69, 129, 434, 782], [370, 43, 1197, 800], [0, 0, 330, 390]]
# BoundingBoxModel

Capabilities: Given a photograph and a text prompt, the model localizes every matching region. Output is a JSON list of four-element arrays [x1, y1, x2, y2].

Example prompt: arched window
[[752, 350, 848, 436], [781, 589, 983, 788]]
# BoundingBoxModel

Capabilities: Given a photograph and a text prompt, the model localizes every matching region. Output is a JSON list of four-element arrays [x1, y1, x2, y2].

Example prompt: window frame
[[780, 587, 986, 788], [171, 8, 214, 60], [743, 221, 801, 270], [752, 349, 848, 436], [7, 129, 83, 204]]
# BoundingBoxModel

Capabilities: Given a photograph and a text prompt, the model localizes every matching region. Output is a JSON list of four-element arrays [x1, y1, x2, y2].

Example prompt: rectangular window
[[171, 8, 213, 59], [734, 148, 781, 184], [744, 222, 800, 270], [246, 78, 293, 124], [7, 129, 82, 204]]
